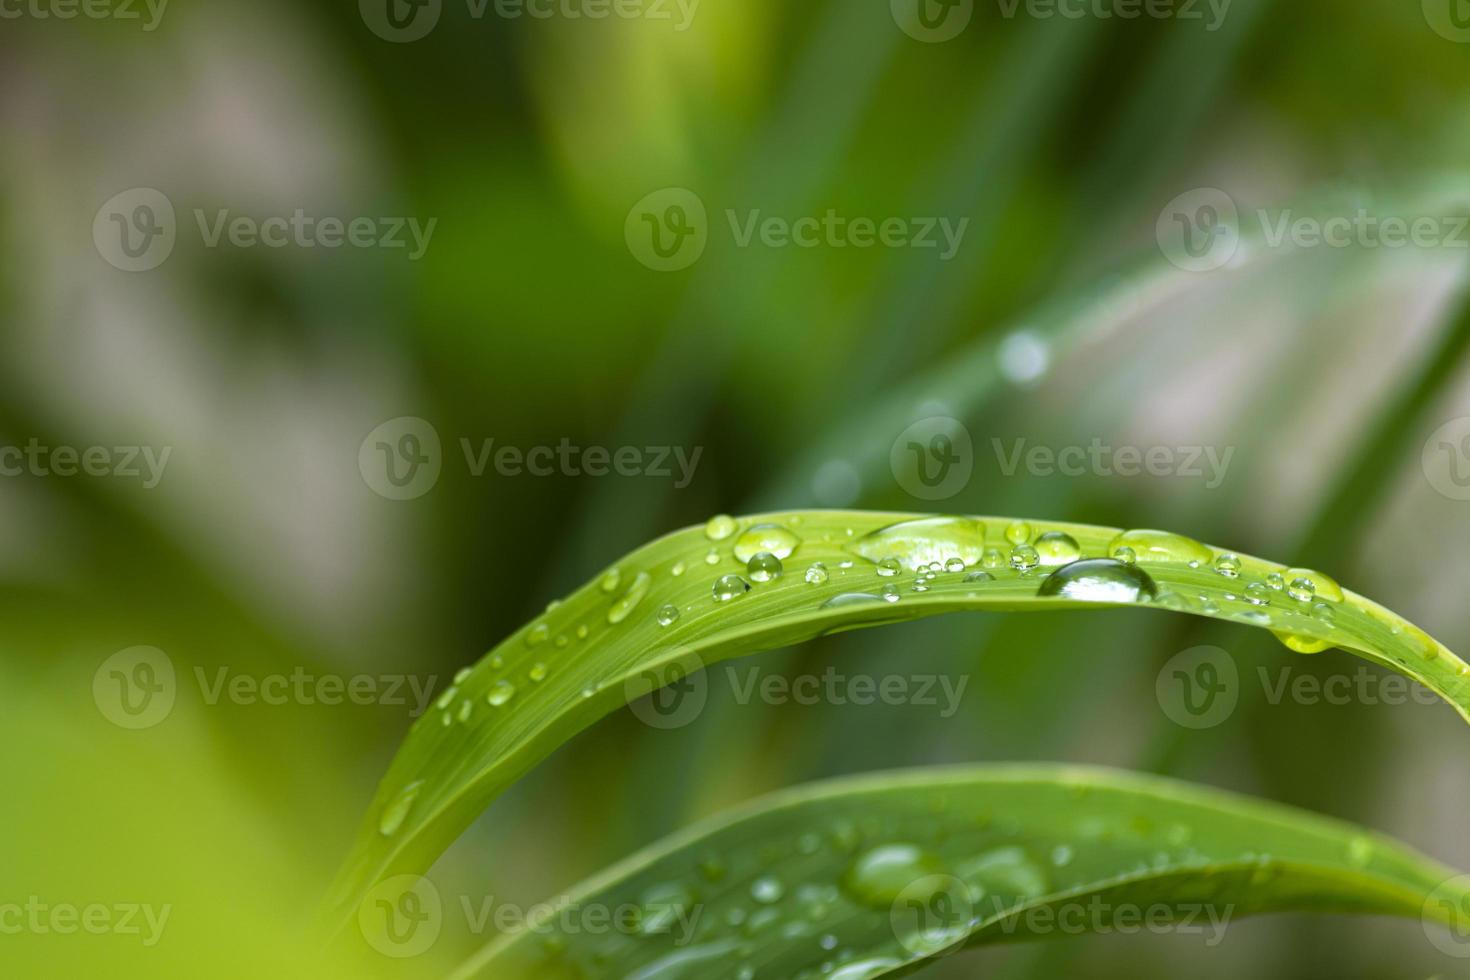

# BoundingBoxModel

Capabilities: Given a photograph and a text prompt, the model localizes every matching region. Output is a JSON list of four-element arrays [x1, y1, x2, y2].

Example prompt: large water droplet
[[842, 844, 943, 907], [1033, 531, 1081, 566], [713, 574, 751, 602], [1106, 529, 1213, 566], [1273, 630, 1332, 654], [733, 523, 802, 562], [1038, 558, 1158, 603], [846, 517, 988, 572], [378, 780, 424, 837], [608, 571, 652, 624], [746, 552, 784, 583], [820, 592, 885, 609]]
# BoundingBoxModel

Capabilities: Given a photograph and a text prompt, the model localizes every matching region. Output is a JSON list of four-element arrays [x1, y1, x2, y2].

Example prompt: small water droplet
[[880, 584, 901, 603], [1245, 582, 1272, 606], [1286, 567, 1344, 602], [656, 604, 680, 627], [600, 568, 622, 593], [876, 557, 902, 577], [1010, 544, 1040, 570], [1214, 554, 1241, 579], [608, 571, 653, 624], [1265, 572, 1285, 591], [713, 574, 751, 602], [575, 624, 589, 640], [457, 699, 474, 723], [453, 667, 472, 684], [529, 663, 548, 682], [751, 876, 785, 904], [526, 622, 550, 647], [820, 592, 885, 609], [1005, 520, 1033, 545], [435, 686, 459, 711], [487, 681, 516, 706], [747, 552, 784, 583], [378, 780, 424, 836], [1286, 577, 1315, 602], [804, 562, 829, 585], [964, 570, 994, 583], [705, 514, 738, 541], [944, 557, 966, 573], [671, 561, 686, 577]]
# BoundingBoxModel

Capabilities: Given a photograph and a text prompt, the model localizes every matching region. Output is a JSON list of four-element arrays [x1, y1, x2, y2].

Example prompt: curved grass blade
[[325, 512, 1470, 929], [451, 764, 1470, 979]]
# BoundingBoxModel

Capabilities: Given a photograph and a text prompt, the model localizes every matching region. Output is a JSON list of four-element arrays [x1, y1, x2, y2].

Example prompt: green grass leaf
[[450, 764, 1470, 979], [325, 512, 1470, 930]]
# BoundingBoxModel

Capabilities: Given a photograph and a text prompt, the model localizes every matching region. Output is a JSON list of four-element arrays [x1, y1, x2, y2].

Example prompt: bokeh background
[[3, 0, 1470, 976]]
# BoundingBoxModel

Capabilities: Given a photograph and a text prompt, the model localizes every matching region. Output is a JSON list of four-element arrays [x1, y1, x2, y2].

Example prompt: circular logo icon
[[624, 655, 708, 730], [891, 0, 974, 42], [889, 874, 974, 957], [1156, 645, 1238, 730], [93, 188, 176, 272], [359, 417, 442, 501], [1424, 0, 1470, 42], [1422, 417, 1470, 501], [890, 416, 974, 501], [1156, 188, 1240, 272], [358, 874, 443, 958], [625, 188, 708, 272], [93, 646, 176, 729], [360, 0, 442, 42], [1424, 874, 1470, 957]]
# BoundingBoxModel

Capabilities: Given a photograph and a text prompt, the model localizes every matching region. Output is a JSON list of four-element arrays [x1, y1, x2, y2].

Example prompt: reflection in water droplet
[[656, 604, 680, 627], [1038, 559, 1158, 603], [877, 557, 902, 578], [1112, 545, 1137, 565], [713, 574, 751, 602], [805, 562, 830, 585], [1286, 577, 1315, 602], [1213, 554, 1241, 579], [1010, 544, 1040, 571], [734, 523, 802, 562], [1265, 572, 1285, 591]]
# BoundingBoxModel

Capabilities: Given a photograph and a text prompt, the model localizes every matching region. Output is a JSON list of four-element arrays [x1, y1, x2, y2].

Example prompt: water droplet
[[820, 592, 885, 609], [705, 514, 738, 541], [1244, 582, 1272, 606], [1033, 531, 1081, 566], [747, 552, 784, 583], [1050, 844, 1075, 867], [1286, 577, 1315, 602], [1106, 529, 1213, 566], [656, 604, 680, 627], [880, 584, 901, 603], [529, 662, 548, 682], [487, 681, 516, 706], [1005, 520, 1033, 545], [1265, 571, 1285, 591], [638, 882, 697, 936], [453, 667, 472, 684], [733, 523, 802, 562], [1274, 630, 1332, 654], [1285, 567, 1344, 602], [457, 699, 474, 723], [1214, 554, 1241, 579], [608, 571, 652, 624], [842, 844, 943, 907], [435, 686, 459, 711], [526, 622, 550, 647], [378, 780, 424, 836], [804, 562, 830, 585], [1112, 545, 1137, 565], [705, 549, 720, 565], [575, 624, 589, 640], [846, 516, 987, 571], [713, 574, 751, 602], [981, 547, 1006, 570], [944, 557, 967, 573], [1312, 602, 1335, 625], [750, 876, 785, 904], [600, 568, 622, 593], [671, 561, 686, 577], [1037, 559, 1159, 603], [1010, 544, 1040, 570], [876, 557, 902, 578]]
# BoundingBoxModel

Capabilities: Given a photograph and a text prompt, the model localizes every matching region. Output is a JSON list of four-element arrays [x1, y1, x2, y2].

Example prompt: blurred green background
[[3, 0, 1470, 976]]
